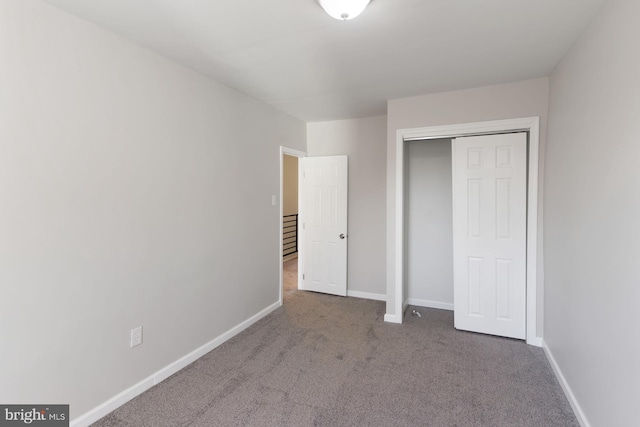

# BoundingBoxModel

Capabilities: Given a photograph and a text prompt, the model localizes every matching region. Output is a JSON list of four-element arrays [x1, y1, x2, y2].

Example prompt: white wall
[[386, 78, 549, 337], [307, 116, 387, 297], [544, 0, 640, 425], [0, 0, 305, 421], [406, 139, 453, 309]]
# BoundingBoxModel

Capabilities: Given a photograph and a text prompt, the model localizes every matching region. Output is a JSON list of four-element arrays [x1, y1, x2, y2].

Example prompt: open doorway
[[405, 138, 454, 311], [279, 146, 306, 305], [282, 153, 299, 302]]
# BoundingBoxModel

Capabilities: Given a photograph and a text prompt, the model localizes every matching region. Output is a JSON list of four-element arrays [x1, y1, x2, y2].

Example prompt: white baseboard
[[527, 336, 543, 347], [70, 301, 282, 427], [543, 341, 591, 427], [406, 298, 454, 311], [406, 299, 541, 347], [347, 290, 386, 301], [384, 313, 402, 324]]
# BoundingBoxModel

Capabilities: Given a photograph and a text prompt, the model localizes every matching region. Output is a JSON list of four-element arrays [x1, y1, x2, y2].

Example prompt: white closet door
[[300, 155, 348, 296], [452, 133, 527, 339]]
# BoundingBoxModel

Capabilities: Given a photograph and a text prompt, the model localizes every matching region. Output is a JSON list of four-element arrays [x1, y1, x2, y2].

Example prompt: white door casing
[[300, 155, 348, 296], [452, 133, 527, 339]]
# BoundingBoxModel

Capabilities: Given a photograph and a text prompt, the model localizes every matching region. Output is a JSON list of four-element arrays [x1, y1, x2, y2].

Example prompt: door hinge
[[303, 273, 305, 280]]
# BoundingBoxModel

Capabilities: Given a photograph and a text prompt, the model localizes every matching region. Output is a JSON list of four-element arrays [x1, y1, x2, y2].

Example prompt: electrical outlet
[[130, 326, 143, 348]]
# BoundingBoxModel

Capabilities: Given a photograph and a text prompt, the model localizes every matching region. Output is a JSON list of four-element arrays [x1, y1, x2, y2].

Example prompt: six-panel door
[[300, 155, 348, 297], [452, 133, 527, 339]]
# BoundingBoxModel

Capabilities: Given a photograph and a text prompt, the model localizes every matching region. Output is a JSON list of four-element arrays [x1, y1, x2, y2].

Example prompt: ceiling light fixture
[[319, 0, 371, 21]]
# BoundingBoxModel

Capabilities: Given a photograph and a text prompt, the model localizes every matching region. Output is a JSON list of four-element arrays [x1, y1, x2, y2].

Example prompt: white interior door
[[300, 155, 348, 296], [452, 133, 527, 339]]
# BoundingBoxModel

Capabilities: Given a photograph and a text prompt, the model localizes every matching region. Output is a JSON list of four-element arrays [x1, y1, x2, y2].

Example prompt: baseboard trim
[[406, 299, 541, 347], [543, 341, 591, 427], [70, 301, 282, 427], [527, 336, 543, 347], [347, 290, 386, 301], [384, 313, 402, 324], [406, 298, 454, 311]]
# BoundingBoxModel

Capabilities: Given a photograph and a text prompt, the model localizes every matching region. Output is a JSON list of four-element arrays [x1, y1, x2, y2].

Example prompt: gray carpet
[[93, 259, 577, 426]]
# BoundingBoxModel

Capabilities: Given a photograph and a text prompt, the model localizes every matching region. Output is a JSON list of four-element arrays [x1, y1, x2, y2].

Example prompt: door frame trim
[[389, 117, 541, 346], [279, 146, 307, 307]]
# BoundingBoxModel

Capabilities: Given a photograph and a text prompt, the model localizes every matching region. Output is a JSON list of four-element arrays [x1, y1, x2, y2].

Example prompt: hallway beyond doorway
[[283, 257, 298, 303]]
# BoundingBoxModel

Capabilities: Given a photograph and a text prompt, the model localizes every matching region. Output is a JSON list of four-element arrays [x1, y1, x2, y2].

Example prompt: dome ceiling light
[[319, 0, 371, 21]]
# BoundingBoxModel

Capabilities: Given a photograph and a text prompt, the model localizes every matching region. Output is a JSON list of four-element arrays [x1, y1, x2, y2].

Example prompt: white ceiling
[[42, 0, 607, 122]]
